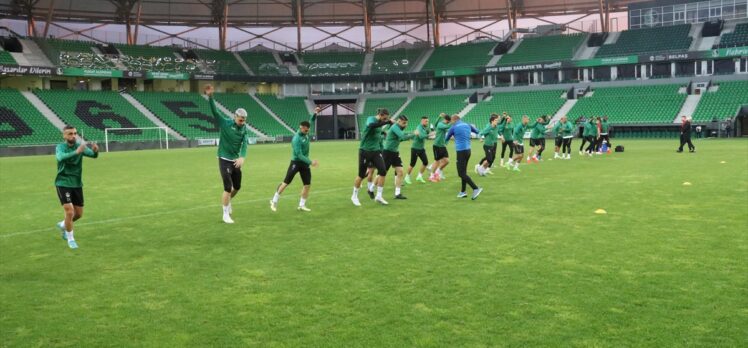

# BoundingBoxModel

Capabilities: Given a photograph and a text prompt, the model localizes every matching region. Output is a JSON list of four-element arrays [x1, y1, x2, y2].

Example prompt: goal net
[[104, 127, 170, 152]]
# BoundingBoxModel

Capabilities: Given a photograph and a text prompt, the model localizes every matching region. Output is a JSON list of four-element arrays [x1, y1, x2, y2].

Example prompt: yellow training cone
[[594, 209, 607, 214], [720, 161, 726, 164], [683, 182, 692, 186]]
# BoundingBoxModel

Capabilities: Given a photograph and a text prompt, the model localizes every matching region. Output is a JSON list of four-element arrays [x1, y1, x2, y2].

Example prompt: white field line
[[1, 187, 349, 239]]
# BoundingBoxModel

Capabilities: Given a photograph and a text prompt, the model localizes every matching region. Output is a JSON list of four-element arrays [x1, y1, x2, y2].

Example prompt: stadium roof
[[2, 0, 650, 27]]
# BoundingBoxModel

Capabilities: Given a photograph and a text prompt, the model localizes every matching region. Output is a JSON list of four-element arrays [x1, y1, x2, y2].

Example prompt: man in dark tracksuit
[[677, 115, 695, 153]]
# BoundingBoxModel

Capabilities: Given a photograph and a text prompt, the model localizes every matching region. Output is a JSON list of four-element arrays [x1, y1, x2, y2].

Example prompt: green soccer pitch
[[1, 139, 746, 346]]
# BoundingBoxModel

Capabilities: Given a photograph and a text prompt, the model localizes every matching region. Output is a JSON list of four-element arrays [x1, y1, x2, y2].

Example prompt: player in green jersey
[[404, 116, 431, 185], [54, 126, 99, 249], [475, 114, 500, 176], [352, 108, 393, 206], [271, 107, 320, 212], [383, 115, 418, 199], [428, 113, 452, 182]]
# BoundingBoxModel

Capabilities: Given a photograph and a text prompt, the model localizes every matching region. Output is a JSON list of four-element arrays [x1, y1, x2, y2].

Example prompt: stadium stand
[[298, 51, 364, 76], [567, 85, 687, 124], [114, 44, 195, 72], [718, 23, 748, 48], [464, 90, 566, 126], [128, 92, 220, 140], [255, 94, 311, 130], [34, 90, 160, 142], [421, 41, 496, 71], [498, 34, 586, 65], [357, 97, 408, 132], [596, 24, 692, 57], [45, 38, 97, 54], [0, 89, 61, 146], [237, 51, 290, 75], [0, 50, 16, 65], [692, 81, 748, 122], [212, 93, 292, 137], [397, 94, 469, 131], [194, 49, 246, 75], [370, 48, 425, 74]]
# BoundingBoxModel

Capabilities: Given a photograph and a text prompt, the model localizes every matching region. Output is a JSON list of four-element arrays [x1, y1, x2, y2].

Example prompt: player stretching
[[475, 114, 499, 176], [505, 115, 529, 172], [383, 115, 417, 199], [271, 107, 320, 212], [352, 108, 393, 206], [54, 126, 99, 249], [580, 117, 597, 156], [528, 115, 549, 162], [598, 115, 612, 153], [429, 113, 452, 182], [205, 84, 250, 224], [446, 115, 482, 200], [404, 116, 430, 185], [554, 116, 574, 159], [498, 114, 514, 167]]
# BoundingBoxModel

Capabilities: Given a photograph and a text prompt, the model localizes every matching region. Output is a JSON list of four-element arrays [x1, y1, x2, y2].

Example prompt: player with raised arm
[[271, 107, 320, 212], [352, 108, 393, 206], [404, 116, 430, 185], [475, 114, 499, 176], [554, 116, 574, 159], [383, 115, 417, 199], [505, 115, 529, 172], [428, 113, 452, 182], [54, 126, 99, 249], [498, 114, 514, 167], [205, 84, 250, 224]]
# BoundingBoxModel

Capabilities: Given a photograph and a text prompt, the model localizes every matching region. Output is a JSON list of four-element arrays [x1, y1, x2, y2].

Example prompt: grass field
[[1, 139, 747, 347]]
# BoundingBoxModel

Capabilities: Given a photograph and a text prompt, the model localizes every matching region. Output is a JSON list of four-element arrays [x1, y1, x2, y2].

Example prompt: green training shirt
[[383, 124, 414, 152], [530, 120, 548, 139], [55, 142, 98, 188], [513, 123, 528, 145], [601, 120, 610, 133], [291, 113, 316, 165], [499, 119, 514, 142], [411, 123, 429, 150], [360, 116, 389, 151], [555, 121, 574, 138], [209, 97, 249, 160], [433, 121, 451, 147], [479, 123, 499, 146]]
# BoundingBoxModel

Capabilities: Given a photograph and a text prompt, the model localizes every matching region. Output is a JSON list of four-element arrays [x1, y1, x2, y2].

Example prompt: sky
[[0, 12, 628, 51]]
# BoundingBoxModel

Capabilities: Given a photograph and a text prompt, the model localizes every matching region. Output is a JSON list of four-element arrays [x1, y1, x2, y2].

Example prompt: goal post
[[104, 127, 170, 152]]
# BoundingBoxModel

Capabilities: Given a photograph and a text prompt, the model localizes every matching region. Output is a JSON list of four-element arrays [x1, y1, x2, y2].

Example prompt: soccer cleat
[[56, 221, 67, 240], [351, 196, 362, 207], [394, 194, 407, 200], [676, 149, 683, 153], [222, 214, 235, 224], [429, 174, 440, 183], [690, 149, 695, 153], [67, 239, 78, 249], [485, 169, 494, 175], [457, 192, 468, 198], [404, 175, 412, 185], [416, 176, 427, 183], [270, 200, 277, 212], [474, 164, 480, 174], [512, 166, 521, 172], [375, 196, 389, 205], [471, 187, 483, 200], [297, 205, 311, 212], [367, 190, 375, 199], [504, 162, 512, 170], [579, 151, 584, 155], [439, 173, 446, 180]]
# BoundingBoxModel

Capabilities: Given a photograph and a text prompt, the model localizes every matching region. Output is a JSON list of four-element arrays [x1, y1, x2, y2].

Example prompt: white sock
[[514, 163, 519, 169], [436, 168, 442, 175], [376, 186, 383, 198], [223, 205, 230, 214], [417, 173, 422, 179], [299, 198, 306, 207], [367, 182, 374, 191], [508, 159, 514, 164], [272, 192, 280, 203], [66, 230, 74, 241], [227, 202, 232, 210], [395, 187, 401, 195], [352, 187, 359, 197]]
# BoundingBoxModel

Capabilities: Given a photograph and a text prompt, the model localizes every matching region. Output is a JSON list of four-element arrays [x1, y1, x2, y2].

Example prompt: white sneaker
[[375, 196, 389, 205], [500, 159, 504, 166], [351, 196, 361, 207], [222, 214, 234, 224], [485, 168, 494, 175], [579, 151, 583, 155], [297, 205, 311, 212], [270, 200, 277, 212], [474, 164, 480, 174]]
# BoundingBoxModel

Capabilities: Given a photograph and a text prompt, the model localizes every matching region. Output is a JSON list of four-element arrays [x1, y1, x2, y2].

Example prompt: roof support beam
[[142, 25, 211, 49], [42, 0, 55, 38], [371, 23, 425, 50], [430, 0, 441, 47], [362, 0, 372, 52], [230, 26, 295, 51], [295, 0, 303, 52], [442, 19, 502, 46], [302, 26, 362, 51], [51, 22, 109, 43], [133, 0, 142, 44]]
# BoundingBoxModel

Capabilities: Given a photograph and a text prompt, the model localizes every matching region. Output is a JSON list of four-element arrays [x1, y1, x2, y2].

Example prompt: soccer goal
[[104, 127, 170, 152]]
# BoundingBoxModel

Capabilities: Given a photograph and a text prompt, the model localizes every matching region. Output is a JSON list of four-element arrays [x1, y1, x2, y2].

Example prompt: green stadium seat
[[194, 49, 246, 75], [422, 41, 496, 72], [568, 85, 687, 124], [114, 44, 194, 73], [464, 90, 565, 127], [0, 50, 17, 65], [0, 89, 61, 146], [298, 51, 364, 76], [358, 97, 408, 133], [128, 91, 220, 140], [499, 34, 586, 65], [692, 81, 748, 122], [397, 94, 468, 132], [34, 90, 159, 142], [718, 23, 748, 48], [596, 24, 692, 57], [212, 93, 292, 137], [371, 48, 425, 74], [255, 94, 312, 131], [237, 51, 290, 76]]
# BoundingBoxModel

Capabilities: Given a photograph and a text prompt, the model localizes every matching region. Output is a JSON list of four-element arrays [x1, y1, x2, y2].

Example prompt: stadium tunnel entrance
[[312, 99, 357, 140]]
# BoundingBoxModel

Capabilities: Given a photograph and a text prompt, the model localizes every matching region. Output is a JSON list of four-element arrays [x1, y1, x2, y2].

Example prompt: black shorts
[[219, 158, 243, 192], [56, 186, 84, 206], [530, 138, 545, 147], [358, 149, 386, 178], [514, 143, 525, 155], [555, 137, 563, 147], [410, 148, 428, 167], [283, 160, 311, 186], [383, 150, 403, 171], [433, 146, 449, 161]]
